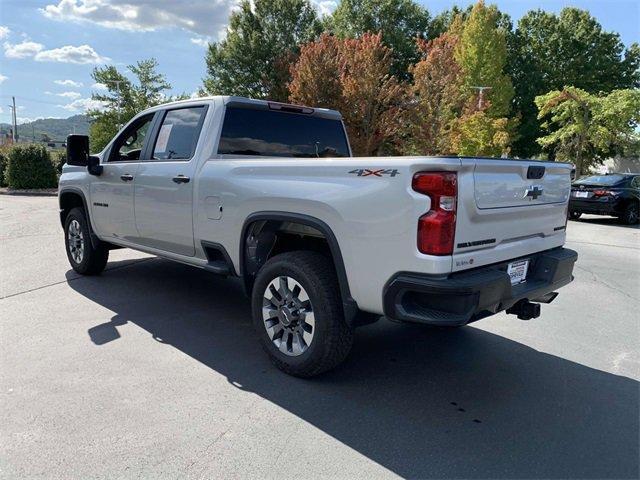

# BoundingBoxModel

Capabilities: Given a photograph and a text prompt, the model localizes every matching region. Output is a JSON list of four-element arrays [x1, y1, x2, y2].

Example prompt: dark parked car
[[569, 173, 640, 224]]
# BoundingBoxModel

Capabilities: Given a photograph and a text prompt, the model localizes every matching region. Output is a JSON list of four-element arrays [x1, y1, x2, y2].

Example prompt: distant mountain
[[0, 115, 90, 142]]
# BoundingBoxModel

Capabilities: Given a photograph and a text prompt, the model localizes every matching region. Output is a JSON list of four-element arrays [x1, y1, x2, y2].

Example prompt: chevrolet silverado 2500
[[59, 96, 577, 377]]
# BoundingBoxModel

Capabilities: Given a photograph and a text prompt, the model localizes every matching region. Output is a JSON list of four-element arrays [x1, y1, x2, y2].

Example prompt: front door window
[[110, 114, 154, 162]]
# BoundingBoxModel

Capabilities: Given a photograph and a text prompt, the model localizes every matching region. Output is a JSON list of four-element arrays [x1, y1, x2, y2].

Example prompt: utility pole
[[102, 79, 125, 129], [7, 97, 17, 143], [471, 86, 492, 110], [12, 96, 17, 142]]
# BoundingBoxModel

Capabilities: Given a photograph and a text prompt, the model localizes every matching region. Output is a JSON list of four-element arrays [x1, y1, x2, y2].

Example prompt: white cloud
[[314, 1, 337, 16], [0, 106, 3, 114], [47, 91, 83, 99], [0, 26, 10, 40], [190, 37, 210, 48], [35, 44, 109, 64], [91, 82, 108, 90], [17, 116, 43, 124], [55, 79, 83, 87], [62, 97, 107, 112], [3, 41, 106, 64], [0, 73, 7, 84], [41, 0, 236, 37], [3, 41, 44, 59]]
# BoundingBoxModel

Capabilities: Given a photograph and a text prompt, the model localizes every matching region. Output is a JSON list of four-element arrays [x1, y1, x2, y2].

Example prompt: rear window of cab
[[218, 106, 350, 158]]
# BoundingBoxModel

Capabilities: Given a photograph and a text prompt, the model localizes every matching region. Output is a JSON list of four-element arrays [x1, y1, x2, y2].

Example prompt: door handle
[[120, 174, 134, 182], [172, 175, 190, 184]]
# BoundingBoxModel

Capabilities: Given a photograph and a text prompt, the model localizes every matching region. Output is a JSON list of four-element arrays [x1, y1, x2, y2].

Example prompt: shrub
[[0, 147, 9, 187], [5, 144, 58, 189], [51, 149, 67, 175]]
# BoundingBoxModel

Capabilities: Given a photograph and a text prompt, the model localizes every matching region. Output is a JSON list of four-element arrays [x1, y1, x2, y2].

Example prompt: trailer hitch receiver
[[506, 300, 541, 320]]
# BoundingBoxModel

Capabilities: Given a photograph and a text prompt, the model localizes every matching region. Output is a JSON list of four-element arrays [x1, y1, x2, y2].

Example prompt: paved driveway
[[1, 195, 638, 479]]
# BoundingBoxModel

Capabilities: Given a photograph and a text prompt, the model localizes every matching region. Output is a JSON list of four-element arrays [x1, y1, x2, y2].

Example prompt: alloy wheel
[[67, 219, 85, 264], [262, 276, 315, 356]]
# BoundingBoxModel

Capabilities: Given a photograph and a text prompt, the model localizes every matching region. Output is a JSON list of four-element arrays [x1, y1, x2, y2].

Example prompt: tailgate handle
[[527, 166, 545, 179]]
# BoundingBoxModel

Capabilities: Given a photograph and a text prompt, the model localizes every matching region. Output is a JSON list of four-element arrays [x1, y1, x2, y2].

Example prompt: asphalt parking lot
[[1, 194, 638, 479]]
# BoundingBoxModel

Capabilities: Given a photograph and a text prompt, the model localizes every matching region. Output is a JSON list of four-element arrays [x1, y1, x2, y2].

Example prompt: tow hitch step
[[506, 300, 541, 320]]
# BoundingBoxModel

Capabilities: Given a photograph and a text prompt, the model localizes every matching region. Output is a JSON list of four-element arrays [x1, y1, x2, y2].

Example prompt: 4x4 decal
[[348, 169, 400, 177]]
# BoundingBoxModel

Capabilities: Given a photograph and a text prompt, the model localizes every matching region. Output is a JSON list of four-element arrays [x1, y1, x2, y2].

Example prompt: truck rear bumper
[[383, 247, 577, 326]]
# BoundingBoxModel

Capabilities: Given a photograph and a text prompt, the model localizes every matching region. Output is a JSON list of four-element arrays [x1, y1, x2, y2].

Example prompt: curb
[[0, 188, 58, 197]]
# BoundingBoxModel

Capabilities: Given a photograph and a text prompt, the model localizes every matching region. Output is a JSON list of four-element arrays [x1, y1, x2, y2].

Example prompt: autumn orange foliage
[[408, 31, 464, 154], [289, 33, 407, 156]]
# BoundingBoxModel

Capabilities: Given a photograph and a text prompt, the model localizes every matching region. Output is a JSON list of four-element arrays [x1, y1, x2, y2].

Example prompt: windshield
[[574, 174, 626, 186]]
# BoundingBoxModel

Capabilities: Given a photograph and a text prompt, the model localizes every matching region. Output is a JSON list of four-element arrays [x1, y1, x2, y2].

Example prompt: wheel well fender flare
[[59, 188, 100, 249], [239, 212, 358, 321]]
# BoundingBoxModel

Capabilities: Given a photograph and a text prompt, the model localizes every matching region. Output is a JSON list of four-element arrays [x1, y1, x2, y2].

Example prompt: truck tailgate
[[453, 158, 571, 272]]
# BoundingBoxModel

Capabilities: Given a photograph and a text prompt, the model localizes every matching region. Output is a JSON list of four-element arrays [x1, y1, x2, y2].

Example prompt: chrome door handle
[[120, 174, 134, 182], [172, 175, 190, 184]]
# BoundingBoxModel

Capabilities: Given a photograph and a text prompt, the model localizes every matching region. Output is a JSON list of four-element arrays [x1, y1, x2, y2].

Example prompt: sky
[[0, 0, 638, 125]]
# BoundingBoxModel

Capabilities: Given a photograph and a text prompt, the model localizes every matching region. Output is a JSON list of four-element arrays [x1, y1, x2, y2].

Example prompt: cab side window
[[109, 114, 154, 162], [152, 107, 205, 161]]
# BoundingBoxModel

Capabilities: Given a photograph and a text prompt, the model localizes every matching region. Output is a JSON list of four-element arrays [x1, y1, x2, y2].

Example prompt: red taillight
[[593, 189, 610, 197], [412, 172, 457, 255]]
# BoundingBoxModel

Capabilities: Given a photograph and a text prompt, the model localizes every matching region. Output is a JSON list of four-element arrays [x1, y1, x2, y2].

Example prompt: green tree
[[203, 0, 320, 101], [450, 111, 511, 157], [455, 0, 514, 118], [511, 8, 640, 157], [428, 6, 468, 40], [327, 0, 431, 79], [89, 58, 175, 152], [536, 87, 640, 175]]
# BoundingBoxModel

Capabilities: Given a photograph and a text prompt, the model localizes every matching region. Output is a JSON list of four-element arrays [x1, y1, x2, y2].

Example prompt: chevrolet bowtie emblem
[[524, 185, 543, 200]]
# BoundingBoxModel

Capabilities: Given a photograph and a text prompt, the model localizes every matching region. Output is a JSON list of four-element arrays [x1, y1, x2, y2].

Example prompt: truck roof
[[141, 95, 343, 121]]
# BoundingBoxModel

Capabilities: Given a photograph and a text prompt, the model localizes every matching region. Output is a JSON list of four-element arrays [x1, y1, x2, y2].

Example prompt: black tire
[[251, 251, 354, 377], [64, 207, 109, 275], [620, 202, 639, 225], [569, 211, 582, 220]]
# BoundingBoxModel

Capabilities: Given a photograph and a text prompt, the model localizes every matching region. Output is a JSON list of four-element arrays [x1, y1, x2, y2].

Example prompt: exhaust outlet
[[506, 300, 541, 320], [532, 292, 559, 304]]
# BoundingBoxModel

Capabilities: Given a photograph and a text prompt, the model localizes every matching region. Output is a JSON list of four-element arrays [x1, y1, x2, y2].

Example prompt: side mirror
[[87, 155, 103, 176], [66, 134, 90, 166]]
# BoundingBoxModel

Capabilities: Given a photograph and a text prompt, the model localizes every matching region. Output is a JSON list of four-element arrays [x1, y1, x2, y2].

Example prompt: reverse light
[[412, 172, 457, 256]]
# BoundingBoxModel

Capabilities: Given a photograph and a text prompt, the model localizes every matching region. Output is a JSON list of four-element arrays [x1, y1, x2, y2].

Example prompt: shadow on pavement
[[68, 258, 639, 479]]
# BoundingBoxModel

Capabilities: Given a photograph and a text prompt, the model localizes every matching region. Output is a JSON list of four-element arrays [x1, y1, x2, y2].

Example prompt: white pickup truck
[[59, 96, 577, 377]]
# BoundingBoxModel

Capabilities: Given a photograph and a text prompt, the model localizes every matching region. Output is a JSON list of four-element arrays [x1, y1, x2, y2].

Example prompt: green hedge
[[0, 147, 8, 187], [51, 150, 66, 175], [5, 144, 58, 189]]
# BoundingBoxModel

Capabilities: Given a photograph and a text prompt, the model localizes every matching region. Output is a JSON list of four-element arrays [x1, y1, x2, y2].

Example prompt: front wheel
[[569, 211, 582, 220], [251, 251, 353, 377], [64, 207, 109, 275]]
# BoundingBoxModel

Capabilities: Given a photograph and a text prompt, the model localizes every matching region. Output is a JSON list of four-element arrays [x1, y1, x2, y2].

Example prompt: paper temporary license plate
[[574, 191, 589, 198], [507, 259, 529, 285]]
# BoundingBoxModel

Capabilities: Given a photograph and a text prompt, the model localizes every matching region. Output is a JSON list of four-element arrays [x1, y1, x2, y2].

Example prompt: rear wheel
[[251, 251, 353, 377], [569, 211, 582, 220], [64, 207, 109, 275], [621, 202, 639, 225]]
